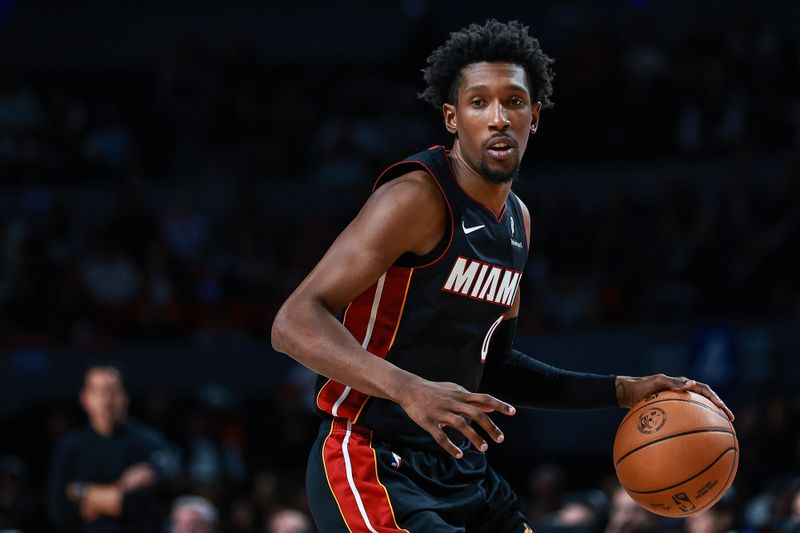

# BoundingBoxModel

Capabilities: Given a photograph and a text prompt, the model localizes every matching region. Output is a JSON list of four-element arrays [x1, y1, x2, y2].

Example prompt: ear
[[443, 103, 457, 135], [530, 101, 542, 134]]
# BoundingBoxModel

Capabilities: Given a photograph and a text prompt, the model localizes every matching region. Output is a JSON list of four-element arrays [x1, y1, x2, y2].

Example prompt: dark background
[[1, 0, 799, 531]]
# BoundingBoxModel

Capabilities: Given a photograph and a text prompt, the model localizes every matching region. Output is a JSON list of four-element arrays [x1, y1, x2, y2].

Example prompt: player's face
[[444, 62, 541, 183], [80, 368, 128, 429]]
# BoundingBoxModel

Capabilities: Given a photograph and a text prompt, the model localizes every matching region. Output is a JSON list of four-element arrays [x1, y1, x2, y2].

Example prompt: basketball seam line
[[687, 445, 739, 515], [620, 398, 730, 427], [623, 447, 737, 495], [615, 428, 735, 466]]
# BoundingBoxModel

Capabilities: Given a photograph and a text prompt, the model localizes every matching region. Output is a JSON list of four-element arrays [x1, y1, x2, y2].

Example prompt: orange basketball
[[613, 390, 738, 517]]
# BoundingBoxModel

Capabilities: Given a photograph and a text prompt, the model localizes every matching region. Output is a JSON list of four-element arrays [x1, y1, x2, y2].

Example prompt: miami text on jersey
[[441, 256, 522, 307]]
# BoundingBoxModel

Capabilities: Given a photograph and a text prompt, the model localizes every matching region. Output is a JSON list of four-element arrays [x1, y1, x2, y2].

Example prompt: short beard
[[479, 156, 520, 184]]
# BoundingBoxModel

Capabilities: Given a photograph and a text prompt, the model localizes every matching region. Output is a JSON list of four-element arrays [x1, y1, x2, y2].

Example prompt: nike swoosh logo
[[462, 221, 486, 234]]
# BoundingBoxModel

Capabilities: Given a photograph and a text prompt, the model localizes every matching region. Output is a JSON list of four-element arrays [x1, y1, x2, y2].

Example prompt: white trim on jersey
[[342, 419, 380, 533], [331, 272, 387, 417], [481, 314, 505, 363]]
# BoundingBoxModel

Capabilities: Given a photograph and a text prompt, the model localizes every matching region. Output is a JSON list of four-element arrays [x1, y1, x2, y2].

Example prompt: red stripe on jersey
[[322, 419, 408, 533], [316, 268, 412, 418], [315, 282, 378, 414]]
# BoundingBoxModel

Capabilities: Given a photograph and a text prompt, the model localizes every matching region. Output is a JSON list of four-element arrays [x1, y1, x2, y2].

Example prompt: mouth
[[485, 137, 516, 161]]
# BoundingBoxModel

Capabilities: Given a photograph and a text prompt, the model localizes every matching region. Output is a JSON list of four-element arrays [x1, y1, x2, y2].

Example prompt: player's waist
[[323, 415, 475, 458], [355, 400, 474, 454]]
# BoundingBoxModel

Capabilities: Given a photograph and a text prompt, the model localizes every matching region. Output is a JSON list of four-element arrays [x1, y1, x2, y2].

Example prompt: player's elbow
[[272, 293, 330, 357], [271, 296, 307, 355], [270, 304, 292, 355]]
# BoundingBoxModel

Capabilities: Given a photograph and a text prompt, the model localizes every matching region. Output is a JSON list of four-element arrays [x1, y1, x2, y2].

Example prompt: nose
[[489, 102, 510, 131]]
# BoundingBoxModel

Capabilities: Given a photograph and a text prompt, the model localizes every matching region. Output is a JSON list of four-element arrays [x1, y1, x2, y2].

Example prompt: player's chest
[[437, 210, 526, 308]]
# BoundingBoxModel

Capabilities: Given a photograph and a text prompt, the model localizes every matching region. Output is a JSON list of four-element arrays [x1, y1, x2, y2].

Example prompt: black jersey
[[315, 146, 528, 450]]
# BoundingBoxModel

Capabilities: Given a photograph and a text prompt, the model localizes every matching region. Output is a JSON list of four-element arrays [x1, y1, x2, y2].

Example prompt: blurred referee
[[46, 364, 174, 532]]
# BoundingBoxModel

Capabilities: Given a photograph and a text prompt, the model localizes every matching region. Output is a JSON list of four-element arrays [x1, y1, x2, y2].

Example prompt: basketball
[[613, 390, 738, 517]]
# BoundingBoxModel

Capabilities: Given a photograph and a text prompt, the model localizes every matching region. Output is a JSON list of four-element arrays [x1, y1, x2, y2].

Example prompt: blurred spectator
[[780, 484, 800, 533], [0, 455, 35, 531], [684, 490, 738, 533], [81, 102, 134, 171], [79, 241, 140, 309], [544, 500, 599, 532], [46, 364, 174, 532], [554, 490, 608, 532], [250, 470, 280, 513], [0, 74, 43, 129], [525, 463, 567, 524], [179, 388, 246, 502], [604, 487, 653, 533], [267, 508, 312, 533], [161, 201, 211, 261], [227, 495, 258, 532], [170, 495, 218, 533]]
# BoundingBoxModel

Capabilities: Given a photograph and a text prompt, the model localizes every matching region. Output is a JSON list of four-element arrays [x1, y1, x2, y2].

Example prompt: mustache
[[484, 134, 518, 149]]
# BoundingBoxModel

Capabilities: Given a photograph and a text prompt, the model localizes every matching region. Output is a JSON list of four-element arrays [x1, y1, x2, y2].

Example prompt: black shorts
[[306, 418, 532, 533]]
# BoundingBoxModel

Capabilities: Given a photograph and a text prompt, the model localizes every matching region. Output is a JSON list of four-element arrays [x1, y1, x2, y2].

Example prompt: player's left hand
[[615, 374, 734, 422]]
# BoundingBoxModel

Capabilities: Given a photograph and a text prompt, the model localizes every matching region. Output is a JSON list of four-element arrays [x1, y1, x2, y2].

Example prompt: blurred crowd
[[0, 362, 320, 532], [1, 10, 798, 182], [2, 152, 799, 349], [1, 3, 799, 532], [2, 10, 799, 348], [0, 369, 798, 532]]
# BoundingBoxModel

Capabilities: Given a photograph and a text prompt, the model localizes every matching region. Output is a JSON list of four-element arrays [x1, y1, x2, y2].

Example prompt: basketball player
[[271, 20, 734, 532]]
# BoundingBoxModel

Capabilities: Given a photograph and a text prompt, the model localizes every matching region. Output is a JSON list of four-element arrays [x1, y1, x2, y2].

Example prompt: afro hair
[[419, 19, 555, 109]]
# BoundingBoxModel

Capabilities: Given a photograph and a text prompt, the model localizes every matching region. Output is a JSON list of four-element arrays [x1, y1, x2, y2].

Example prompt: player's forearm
[[480, 349, 617, 409], [271, 298, 417, 404], [479, 317, 617, 410]]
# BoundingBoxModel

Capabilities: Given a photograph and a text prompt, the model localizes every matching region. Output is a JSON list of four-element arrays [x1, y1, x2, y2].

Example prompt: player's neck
[[448, 143, 512, 218]]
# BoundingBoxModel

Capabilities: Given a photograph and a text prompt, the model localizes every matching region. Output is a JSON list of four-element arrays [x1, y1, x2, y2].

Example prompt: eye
[[470, 98, 486, 108], [509, 96, 526, 106]]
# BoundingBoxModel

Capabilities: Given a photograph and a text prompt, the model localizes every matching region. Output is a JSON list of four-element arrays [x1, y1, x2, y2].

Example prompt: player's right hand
[[397, 378, 516, 458]]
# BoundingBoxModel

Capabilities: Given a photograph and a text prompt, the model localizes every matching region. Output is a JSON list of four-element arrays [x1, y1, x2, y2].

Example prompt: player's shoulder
[[369, 169, 446, 218], [375, 168, 440, 193]]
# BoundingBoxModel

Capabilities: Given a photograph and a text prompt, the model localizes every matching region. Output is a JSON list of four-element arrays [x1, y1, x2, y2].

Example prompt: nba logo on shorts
[[391, 452, 402, 468]]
